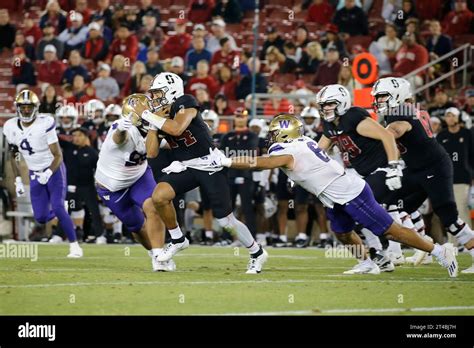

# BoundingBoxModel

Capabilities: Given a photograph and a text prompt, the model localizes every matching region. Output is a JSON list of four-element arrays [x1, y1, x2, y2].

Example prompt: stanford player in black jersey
[[132, 72, 267, 274], [373, 77, 474, 273], [316, 84, 405, 269]]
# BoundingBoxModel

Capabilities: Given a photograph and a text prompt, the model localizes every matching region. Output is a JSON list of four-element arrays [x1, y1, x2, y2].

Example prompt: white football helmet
[[148, 72, 184, 112], [104, 104, 122, 127], [300, 106, 321, 128], [371, 77, 413, 113], [202, 109, 219, 131], [316, 84, 351, 122], [56, 105, 79, 129], [84, 99, 106, 125]]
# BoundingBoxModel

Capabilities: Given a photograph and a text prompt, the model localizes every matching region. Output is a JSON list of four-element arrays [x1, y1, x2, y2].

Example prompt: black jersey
[[384, 104, 449, 170], [322, 106, 387, 177], [164, 94, 214, 161], [57, 127, 75, 183]]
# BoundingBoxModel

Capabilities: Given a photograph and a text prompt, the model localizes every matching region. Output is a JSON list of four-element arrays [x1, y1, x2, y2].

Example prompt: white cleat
[[49, 235, 63, 244], [343, 259, 380, 275], [388, 251, 405, 266], [434, 243, 459, 278], [96, 236, 107, 244], [246, 248, 268, 274], [153, 258, 177, 272], [461, 265, 474, 274], [67, 245, 83, 258], [156, 238, 189, 262], [406, 251, 433, 265]]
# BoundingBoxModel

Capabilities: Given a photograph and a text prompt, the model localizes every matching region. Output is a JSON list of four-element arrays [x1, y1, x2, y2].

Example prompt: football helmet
[[122, 93, 152, 136], [300, 106, 321, 129], [148, 72, 184, 112], [56, 105, 79, 129], [104, 104, 122, 128], [15, 89, 40, 123], [316, 84, 351, 122], [371, 77, 413, 113], [202, 109, 219, 131], [84, 99, 106, 125], [268, 114, 304, 145]]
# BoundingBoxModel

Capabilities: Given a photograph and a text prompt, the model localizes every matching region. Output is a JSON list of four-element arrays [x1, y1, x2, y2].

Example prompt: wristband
[[15, 176, 22, 184], [142, 110, 167, 130], [222, 157, 232, 167]]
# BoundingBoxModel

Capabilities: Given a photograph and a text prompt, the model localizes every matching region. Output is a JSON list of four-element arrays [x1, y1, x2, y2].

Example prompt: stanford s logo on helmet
[[148, 72, 184, 112], [371, 77, 413, 114], [316, 84, 351, 122]]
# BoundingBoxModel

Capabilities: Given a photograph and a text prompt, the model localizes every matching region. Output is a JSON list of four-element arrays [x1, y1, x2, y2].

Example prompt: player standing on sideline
[[3, 90, 83, 258], [373, 77, 474, 274], [208, 114, 459, 277], [95, 94, 175, 272], [133, 72, 268, 274]]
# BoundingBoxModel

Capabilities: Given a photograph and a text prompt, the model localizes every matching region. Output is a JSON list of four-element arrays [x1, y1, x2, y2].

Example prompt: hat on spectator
[[193, 24, 206, 32], [212, 18, 226, 28], [98, 63, 111, 72], [326, 23, 338, 34], [70, 12, 83, 23], [249, 118, 265, 129], [445, 107, 460, 117], [430, 116, 441, 124], [176, 18, 187, 25], [88, 22, 101, 31], [171, 56, 184, 67], [44, 44, 57, 53]]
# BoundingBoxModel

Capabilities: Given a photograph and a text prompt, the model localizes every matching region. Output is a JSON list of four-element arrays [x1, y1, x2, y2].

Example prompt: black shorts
[[200, 187, 211, 211], [159, 168, 232, 219], [253, 181, 265, 205], [276, 170, 312, 204]]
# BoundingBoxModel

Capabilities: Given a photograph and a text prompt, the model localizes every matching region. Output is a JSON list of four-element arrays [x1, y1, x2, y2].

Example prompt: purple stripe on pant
[[326, 183, 393, 236], [96, 167, 156, 233], [29, 162, 77, 242]]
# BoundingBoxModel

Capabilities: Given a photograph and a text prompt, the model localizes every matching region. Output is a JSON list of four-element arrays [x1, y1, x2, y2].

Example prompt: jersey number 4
[[20, 139, 34, 155], [167, 130, 197, 148]]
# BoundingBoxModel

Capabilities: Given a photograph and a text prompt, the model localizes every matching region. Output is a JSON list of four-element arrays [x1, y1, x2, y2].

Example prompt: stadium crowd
[[0, 0, 473, 247]]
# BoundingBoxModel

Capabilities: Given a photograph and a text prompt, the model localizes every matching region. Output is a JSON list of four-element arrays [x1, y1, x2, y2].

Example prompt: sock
[[296, 232, 308, 240], [388, 240, 402, 255], [247, 241, 260, 254], [113, 221, 122, 234], [205, 230, 213, 239], [169, 226, 184, 240], [151, 248, 163, 258], [217, 213, 256, 251], [400, 212, 415, 230], [430, 244, 443, 258], [411, 211, 426, 235], [280, 234, 288, 242], [387, 205, 402, 224], [320, 233, 328, 240], [361, 228, 382, 251]]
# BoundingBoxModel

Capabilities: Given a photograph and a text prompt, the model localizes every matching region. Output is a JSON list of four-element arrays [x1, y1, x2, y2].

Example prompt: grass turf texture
[[0, 244, 473, 315]]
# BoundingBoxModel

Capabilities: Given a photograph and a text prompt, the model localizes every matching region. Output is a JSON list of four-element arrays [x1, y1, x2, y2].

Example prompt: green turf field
[[0, 244, 473, 315]]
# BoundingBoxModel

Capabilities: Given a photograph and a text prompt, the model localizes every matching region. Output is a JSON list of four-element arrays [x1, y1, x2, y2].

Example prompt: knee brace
[[448, 218, 474, 244]]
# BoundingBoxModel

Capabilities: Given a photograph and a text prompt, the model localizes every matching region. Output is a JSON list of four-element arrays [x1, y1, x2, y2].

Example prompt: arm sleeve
[[45, 119, 59, 145]]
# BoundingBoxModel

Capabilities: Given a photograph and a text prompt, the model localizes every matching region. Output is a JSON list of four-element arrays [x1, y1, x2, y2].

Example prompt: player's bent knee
[[142, 198, 157, 216], [152, 182, 175, 206]]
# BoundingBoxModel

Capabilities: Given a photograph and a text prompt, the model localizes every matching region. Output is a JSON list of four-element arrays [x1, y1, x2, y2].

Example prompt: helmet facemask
[[149, 87, 171, 113], [17, 103, 38, 123], [374, 93, 392, 114], [61, 116, 75, 129], [319, 101, 339, 122], [106, 113, 120, 128]]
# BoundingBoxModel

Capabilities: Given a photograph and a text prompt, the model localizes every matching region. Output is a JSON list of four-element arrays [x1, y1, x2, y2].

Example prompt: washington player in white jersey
[[3, 90, 82, 258], [95, 94, 175, 271], [208, 114, 459, 277]]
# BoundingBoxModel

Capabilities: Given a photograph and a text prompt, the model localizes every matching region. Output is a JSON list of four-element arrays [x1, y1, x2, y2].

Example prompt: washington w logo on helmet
[[279, 120, 291, 128]]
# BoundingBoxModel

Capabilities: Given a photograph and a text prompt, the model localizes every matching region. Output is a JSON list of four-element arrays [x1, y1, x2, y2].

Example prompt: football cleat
[[434, 243, 458, 278], [153, 258, 176, 272], [156, 238, 189, 262], [408, 235, 433, 266], [96, 236, 107, 245], [461, 265, 474, 274], [294, 233, 309, 248], [388, 251, 405, 266], [67, 244, 83, 258], [48, 235, 63, 244], [372, 250, 395, 272], [343, 259, 380, 275], [246, 248, 268, 274]]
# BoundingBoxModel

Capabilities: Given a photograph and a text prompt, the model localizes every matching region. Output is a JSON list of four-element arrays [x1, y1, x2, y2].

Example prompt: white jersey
[[3, 115, 58, 172], [95, 123, 148, 192], [268, 136, 365, 208]]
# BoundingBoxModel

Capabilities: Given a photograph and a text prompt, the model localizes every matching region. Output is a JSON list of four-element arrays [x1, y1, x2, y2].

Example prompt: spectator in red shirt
[[216, 64, 237, 100], [136, 12, 164, 48], [23, 15, 42, 47], [107, 23, 139, 64], [186, 59, 219, 97], [37, 44, 66, 86], [313, 47, 342, 86], [13, 31, 36, 61], [211, 37, 239, 73], [306, 0, 334, 27], [214, 93, 234, 115], [82, 21, 109, 64], [161, 19, 192, 59], [66, 0, 92, 27], [442, 0, 473, 37], [393, 32, 429, 87], [188, 0, 215, 24]]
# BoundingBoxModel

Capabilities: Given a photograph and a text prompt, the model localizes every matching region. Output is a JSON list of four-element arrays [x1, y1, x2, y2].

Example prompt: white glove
[[67, 185, 77, 193], [117, 117, 133, 132], [208, 148, 232, 168], [15, 176, 25, 197], [385, 161, 403, 191], [35, 169, 53, 185]]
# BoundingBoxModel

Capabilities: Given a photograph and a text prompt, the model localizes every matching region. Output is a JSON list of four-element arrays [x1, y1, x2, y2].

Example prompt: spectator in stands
[[462, 90, 474, 117], [111, 54, 131, 91], [145, 47, 164, 77], [138, 74, 153, 93], [394, 0, 418, 33], [136, 13, 164, 48], [321, 24, 348, 58], [332, 0, 368, 37], [393, 32, 428, 87], [161, 19, 192, 59], [107, 23, 139, 64], [442, 0, 473, 37], [92, 63, 119, 102], [90, 16, 113, 43], [259, 26, 285, 60], [11, 47, 36, 86], [186, 36, 212, 72], [138, 0, 161, 25], [298, 41, 324, 74], [168, 56, 188, 85], [295, 25, 310, 51], [39, 0, 67, 35], [62, 50, 90, 84], [93, 0, 113, 29], [281, 42, 299, 73], [430, 116, 442, 137], [264, 46, 285, 76], [211, 37, 239, 72], [66, 0, 92, 27], [370, 22, 401, 74], [37, 45, 67, 86], [123, 8, 140, 33], [13, 31, 36, 61], [111, 3, 126, 30], [313, 47, 341, 86], [80, 84, 96, 103], [72, 74, 86, 100], [214, 93, 234, 115], [427, 20, 453, 59], [37, 22, 65, 60], [39, 84, 60, 114], [58, 12, 89, 51], [23, 15, 42, 48], [428, 87, 457, 119], [82, 22, 109, 64], [62, 84, 76, 103], [212, 0, 243, 24], [196, 88, 212, 110], [338, 65, 360, 99], [207, 18, 237, 54], [188, 0, 215, 24], [192, 23, 208, 40], [0, 9, 15, 52], [186, 59, 219, 97], [124, 61, 147, 95], [263, 85, 291, 116], [306, 0, 335, 26], [217, 64, 237, 100], [236, 57, 267, 100], [405, 17, 423, 45]]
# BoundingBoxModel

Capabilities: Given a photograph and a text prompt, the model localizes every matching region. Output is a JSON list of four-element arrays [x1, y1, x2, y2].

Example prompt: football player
[[3, 90, 83, 258]]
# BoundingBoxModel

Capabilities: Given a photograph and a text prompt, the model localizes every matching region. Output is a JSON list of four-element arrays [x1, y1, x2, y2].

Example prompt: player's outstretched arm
[[386, 121, 412, 139], [356, 117, 400, 162], [112, 117, 133, 145], [230, 155, 295, 171], [142, 107, 196, 137]]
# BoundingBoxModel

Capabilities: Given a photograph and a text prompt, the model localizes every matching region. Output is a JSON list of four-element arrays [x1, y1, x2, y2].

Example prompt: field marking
[[203, 305, 474, 316], [1, 277, 473, 289]]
